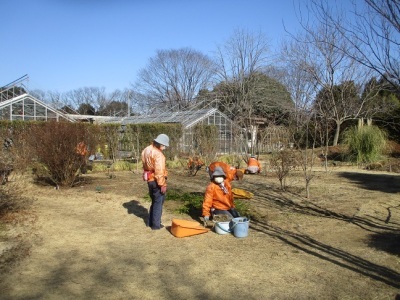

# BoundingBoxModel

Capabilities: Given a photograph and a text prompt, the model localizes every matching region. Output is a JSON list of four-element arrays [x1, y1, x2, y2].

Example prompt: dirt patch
[[0, 166, 400, 299]]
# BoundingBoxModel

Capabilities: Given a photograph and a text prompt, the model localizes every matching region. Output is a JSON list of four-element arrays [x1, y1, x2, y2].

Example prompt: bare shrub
[[0, 174, 35, 276], [269, 149, 299, 190], [0, 175, 33, 217], [192, 124, 219, 165], [0, 122, 33, 179], [100, 124, 120, 162], [26, 122, 99, 187]]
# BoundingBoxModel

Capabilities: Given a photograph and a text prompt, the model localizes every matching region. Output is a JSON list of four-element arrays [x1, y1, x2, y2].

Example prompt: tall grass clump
[[343, 125, 387, 164]]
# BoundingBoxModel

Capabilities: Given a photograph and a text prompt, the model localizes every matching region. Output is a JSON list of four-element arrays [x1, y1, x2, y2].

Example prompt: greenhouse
[[0, 76, 247, 154], [0, 93, 75, 122], [107, 108, 246, 154], [0, 85, 245, 154], [0, 76, 75, 122]]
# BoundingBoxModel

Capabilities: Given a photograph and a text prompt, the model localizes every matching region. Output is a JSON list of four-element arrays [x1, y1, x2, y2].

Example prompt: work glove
[[160, 186, 167, 194], [202, 216, 210, 227]]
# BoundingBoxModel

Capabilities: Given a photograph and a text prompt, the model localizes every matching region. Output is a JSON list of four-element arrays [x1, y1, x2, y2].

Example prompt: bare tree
[[214, 29, 271, 118], [293, 1, 378, 146], [329, 0, 400, 90], [62, 87, 107, 113], [98, 101, 128, 117], [46, 90, 64, 110], [213, 29, 276, 151], [29, 89, 46, 101], [31, 86, 140, 117], [278, 41, 318, 130], [30, 89, 74, 113], [134, 48, 216, 112]]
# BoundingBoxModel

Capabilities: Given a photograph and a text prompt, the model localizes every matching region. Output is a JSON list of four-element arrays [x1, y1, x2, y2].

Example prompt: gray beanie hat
[[212, 166, 226, 178]]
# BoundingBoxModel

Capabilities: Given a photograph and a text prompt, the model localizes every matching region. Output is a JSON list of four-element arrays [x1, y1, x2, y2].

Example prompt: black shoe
[[151, 225, 165, 230]]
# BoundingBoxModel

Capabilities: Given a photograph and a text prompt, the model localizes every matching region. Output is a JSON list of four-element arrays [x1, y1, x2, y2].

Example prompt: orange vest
[[202, 179, 234, 217]]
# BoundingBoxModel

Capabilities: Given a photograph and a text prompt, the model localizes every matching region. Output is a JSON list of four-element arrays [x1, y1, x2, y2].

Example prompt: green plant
[[125, 123, 183, 161], [166, 189, 203, 215], [166, 159, 185, 169], [112, 161, 134, 171], [165, 188, 252, 218], [91, 163, 109, 172], [343, 125, 387, 164], [142, 194, 151, 202], [233, 199, 251, 217]]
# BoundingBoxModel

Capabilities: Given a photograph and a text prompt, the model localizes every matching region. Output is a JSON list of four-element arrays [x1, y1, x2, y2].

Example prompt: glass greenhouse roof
[[0, 93, 75, 122], [107, 108, 226, 129]]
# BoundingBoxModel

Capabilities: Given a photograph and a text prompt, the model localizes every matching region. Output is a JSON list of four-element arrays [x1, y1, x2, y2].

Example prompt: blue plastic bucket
[[230, 217, 249, 238]]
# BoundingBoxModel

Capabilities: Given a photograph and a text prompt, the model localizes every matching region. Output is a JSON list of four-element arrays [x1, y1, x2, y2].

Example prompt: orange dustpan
[[171, 219, 210, 238]]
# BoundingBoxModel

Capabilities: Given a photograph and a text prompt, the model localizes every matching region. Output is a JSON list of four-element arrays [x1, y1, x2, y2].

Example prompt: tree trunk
[[333, 121, 341, 146]]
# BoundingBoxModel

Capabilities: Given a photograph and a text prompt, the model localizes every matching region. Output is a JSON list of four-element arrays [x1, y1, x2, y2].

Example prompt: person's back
[[247, 156, 261, 174]]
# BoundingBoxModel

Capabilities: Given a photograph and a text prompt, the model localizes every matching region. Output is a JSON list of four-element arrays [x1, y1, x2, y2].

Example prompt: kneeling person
[[202, 167, 240, 222], [246, 155, 261, 174]]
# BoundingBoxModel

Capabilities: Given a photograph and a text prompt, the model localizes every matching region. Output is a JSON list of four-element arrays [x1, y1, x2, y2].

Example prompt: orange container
[[171, 219, 210, 238]]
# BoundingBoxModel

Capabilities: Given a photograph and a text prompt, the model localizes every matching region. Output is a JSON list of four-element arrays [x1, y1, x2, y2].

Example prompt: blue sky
[[1, 0, 310, 93]]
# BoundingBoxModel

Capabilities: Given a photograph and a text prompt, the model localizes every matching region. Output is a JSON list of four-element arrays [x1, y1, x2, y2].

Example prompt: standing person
[[246, 154, 261, 174], [141, 134, 169, 230], [76, 141, 89, 174], [202, 167, 240, 222]]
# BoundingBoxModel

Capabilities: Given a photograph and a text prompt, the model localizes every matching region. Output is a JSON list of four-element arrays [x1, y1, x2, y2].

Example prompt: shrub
[[27, 122, 100, 187], [269, 149, 299, 190], [0, 176, 32, 218], [112, 161, 135, 171], [0, 121, 33, 175], [343, 125, 387, 164]]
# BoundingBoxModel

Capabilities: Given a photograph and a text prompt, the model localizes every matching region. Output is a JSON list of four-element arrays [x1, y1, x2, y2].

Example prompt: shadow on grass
[[244, 179, 399, 233], [251, 219, 400, 289], [232, 176, 400, 289], [368, 231, 400, 255], [122, 200, 148, 226], [338, 172, 400, 193]]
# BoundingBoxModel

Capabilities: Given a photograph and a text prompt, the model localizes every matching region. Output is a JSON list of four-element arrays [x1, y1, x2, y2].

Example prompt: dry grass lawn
[[0, 161, 399, 299]]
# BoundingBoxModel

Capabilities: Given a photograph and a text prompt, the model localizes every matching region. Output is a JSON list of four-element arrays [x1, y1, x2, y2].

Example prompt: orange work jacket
[[187, 157, 205, 169], [202, 179, 234, 217], [141, 144, 167, 187], [76, 142, 88, 156], [208, 162, 237, 182], [247, 157, 261, 170]]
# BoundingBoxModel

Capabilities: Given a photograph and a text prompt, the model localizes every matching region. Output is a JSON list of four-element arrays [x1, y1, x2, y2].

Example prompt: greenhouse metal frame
[[0, 93, 74, 122], [111, 108, 246, 154], [0, 76, 246, 154]]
